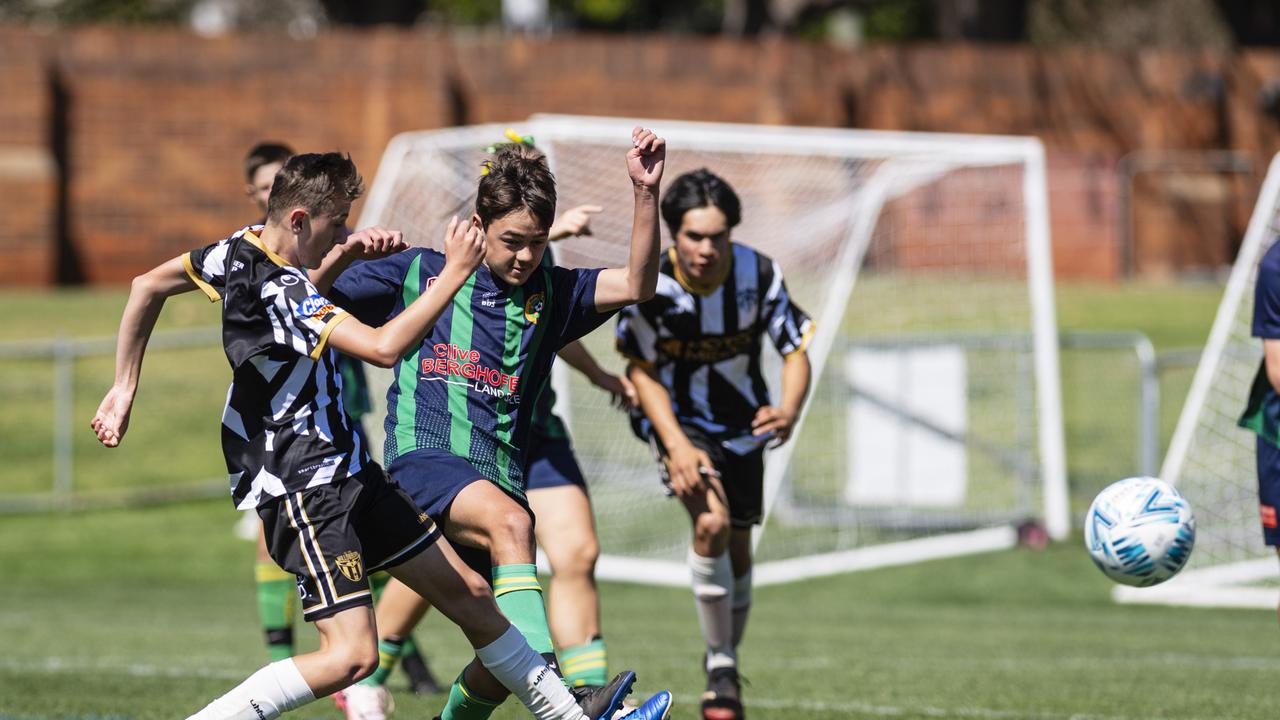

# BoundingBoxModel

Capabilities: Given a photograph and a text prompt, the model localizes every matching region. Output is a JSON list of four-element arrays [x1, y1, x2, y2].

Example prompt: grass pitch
[[0, 498, 1275, 719]]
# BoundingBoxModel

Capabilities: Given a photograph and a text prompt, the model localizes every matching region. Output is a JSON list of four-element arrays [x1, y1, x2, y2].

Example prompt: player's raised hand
[[549, 204, 603, 241], [343, 226, 407, 260], [90, 385, 134, 448], [627, 127, 666, 190], [443, 216, 486, 275]]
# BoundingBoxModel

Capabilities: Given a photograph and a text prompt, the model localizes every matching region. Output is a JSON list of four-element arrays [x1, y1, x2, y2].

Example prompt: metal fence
[[0, 327, 1206, 520]]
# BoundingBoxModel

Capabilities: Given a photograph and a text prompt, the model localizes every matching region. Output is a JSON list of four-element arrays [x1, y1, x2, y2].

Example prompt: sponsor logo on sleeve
[[296, 294, 337, 321]]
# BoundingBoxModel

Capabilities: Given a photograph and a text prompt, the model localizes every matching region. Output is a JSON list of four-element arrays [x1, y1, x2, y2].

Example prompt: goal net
[[357, 114, 1066, 587], [1117, 154, 1280, 608]]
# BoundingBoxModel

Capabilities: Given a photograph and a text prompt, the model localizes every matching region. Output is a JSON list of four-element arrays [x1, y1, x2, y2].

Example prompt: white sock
[[688, 547, 735, 671], [731, 568, 752, 649], [186, 659, 316, 720], [476, 624, 586, 720]]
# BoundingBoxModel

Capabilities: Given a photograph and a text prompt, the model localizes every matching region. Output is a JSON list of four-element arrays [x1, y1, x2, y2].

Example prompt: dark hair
[[660, 168, 741, 237], [265, 152, 363, 223], [476, 143, 556, 231], [244, 142, 296, 182]]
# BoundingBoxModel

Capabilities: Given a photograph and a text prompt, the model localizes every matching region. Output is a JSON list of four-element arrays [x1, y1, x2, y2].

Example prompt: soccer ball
[[1084, 476, 1196, 587]]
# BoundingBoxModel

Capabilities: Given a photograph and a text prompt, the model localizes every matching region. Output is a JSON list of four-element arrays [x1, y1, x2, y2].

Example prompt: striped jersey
[[184, 225, 368, 509], [330, 248, 612, 498], [528, 246, 569, 441], [616, 243, 813, 439]]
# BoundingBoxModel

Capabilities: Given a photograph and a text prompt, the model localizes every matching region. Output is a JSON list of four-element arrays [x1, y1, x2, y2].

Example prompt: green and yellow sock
[[358, 636, 405, 687], [440, 673, 501, 720], [255, 561, 296, 661], [560, 637, 608, 687], [491, 564, 555, 656]]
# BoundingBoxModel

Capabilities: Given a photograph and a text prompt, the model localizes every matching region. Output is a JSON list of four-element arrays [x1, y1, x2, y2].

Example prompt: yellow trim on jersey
[[669, 246, 734, 296], [784, 320, 816, 359], [182, 252, 222, 302], [245, 230, 290, 268], [310, 311, 351, 361], [255, 561, 294, 583]]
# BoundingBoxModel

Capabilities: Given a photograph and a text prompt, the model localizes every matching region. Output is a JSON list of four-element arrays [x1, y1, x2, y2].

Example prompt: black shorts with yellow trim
[[258, 464, 441, 622], [649, 423, 765, 529]]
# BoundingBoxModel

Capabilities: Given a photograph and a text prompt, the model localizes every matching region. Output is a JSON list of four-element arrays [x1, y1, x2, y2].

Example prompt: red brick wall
[[4, 26, 1280, 285]]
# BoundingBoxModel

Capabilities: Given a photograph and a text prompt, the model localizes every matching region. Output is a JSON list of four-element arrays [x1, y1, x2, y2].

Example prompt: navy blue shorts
[[1258, 436, 1280, 546], [387, 448, 533, 579], [525, 435, 588, 492]]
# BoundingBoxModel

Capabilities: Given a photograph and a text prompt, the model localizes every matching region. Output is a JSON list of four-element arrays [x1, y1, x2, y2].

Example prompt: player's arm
[[326, 217, 483, 367], [751, 349, 812, 447], [559, 340, 636, 409], [628, 361, 716, 498], [548, 204, 603, 242], [1265, 339, 1280, 392], [91, 256, 200, 448], [309, 226, 409, 293], [594, 127, 665, 312]]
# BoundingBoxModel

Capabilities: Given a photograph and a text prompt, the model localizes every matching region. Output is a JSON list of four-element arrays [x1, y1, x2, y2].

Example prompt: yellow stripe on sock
[[561, 654, 607, 673], [255, 562, 294, 583], [493, 584, 543, 597], [493, 576, 540, 586]]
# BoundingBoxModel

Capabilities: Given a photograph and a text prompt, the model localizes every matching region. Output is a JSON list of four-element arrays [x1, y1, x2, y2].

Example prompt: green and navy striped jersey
[[330, 248, 612, 497], [528, 246, 569, 441]]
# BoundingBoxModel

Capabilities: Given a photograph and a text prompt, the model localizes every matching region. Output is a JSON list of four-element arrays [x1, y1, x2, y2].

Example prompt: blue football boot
[[618, 690, 673, 720]]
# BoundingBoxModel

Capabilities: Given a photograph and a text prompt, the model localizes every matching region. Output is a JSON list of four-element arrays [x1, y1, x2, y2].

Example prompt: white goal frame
[[1116, 153, 1280, 608], [358, 114, 1068, 587]]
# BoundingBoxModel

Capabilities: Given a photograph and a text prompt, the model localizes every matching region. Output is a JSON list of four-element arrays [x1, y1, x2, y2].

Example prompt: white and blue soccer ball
[[1085, 476, 1196, 587]]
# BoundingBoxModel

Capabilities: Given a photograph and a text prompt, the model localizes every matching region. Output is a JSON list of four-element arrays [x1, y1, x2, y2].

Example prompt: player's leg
[[527, 437, 607, 688], [186, 605, 379, 720], [256, 521, 298, 661], [444, 479, 556, 661], [1256, 435, 1280, 627], [679, 476, 734, 669], [727, 528, 753, 650]]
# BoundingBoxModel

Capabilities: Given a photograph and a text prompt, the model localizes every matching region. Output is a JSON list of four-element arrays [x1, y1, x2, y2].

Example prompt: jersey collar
[[244, 230, 290, 268], [669, 246, 734, 296]]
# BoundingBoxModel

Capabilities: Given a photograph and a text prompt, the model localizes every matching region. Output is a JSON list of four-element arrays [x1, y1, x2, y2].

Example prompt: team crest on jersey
[[524, 292, 545, 324], [335, 550, 363, 582], [296, 294, 336, 321], [736, 288, 758, 311]]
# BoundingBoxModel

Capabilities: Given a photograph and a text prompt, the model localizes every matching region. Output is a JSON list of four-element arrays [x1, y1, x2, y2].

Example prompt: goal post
[[1115, 153, 1280, 608], [357, 115, 1066, 587]]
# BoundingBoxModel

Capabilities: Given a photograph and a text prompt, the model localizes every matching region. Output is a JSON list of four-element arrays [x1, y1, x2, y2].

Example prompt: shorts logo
[[296, 294, 336, 321], [1261, 504, 1277, 529], [524, 292, 544, 325], [336, 550, 364, 582], [295, 575, 310, 600], [418, 512, 430, 524]]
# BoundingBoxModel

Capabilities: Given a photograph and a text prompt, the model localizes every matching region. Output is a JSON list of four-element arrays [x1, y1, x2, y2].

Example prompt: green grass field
[[3, 280, 1271, 719], [2, 498, 1275, 719]]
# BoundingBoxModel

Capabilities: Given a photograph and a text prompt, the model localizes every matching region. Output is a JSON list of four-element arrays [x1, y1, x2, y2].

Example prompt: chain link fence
[[0, 328, 1206, 524]]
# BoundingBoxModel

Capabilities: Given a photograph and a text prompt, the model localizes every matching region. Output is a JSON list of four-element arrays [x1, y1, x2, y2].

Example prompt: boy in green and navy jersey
[[322, 128, 666, 718]]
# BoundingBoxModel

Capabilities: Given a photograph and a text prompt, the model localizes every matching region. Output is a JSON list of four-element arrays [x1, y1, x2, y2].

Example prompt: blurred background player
[[1238, 233, 1280, 626], [528, 199, 638, 690], [243, 141, 441, 692], [617, 168, 813, 720]]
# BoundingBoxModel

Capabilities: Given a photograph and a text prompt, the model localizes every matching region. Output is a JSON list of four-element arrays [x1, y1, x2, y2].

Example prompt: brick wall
[[3, 26, 1280, 284]]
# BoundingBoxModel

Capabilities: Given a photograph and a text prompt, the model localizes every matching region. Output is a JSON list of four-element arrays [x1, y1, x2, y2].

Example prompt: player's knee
[[491, 508, 535, 549], [330, 644, 379, 685], [559, 534, 599, 577], [694, 510, 730, 548]]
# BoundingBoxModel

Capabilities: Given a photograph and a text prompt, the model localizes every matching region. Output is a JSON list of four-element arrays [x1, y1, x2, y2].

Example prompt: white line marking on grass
[[672, 694, 1228, 720]]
